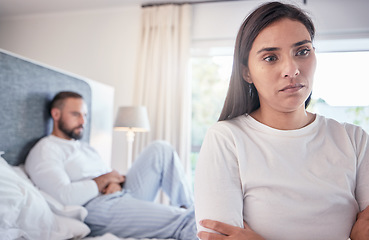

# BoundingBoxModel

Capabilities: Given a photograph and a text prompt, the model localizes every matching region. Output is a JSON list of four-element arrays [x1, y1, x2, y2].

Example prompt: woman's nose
[[282, 58, 300, 78]]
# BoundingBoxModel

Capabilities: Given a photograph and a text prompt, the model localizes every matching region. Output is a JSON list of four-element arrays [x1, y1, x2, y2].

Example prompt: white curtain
[[133, 4, 192, 174]]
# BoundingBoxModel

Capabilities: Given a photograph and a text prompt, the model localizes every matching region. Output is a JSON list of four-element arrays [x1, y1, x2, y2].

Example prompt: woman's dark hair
[[218, 1, 315, 121]]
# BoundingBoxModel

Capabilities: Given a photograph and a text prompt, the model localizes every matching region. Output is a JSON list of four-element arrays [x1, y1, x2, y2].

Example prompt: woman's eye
[[263, 55, 277, 62], [296, 48, 311, 56]]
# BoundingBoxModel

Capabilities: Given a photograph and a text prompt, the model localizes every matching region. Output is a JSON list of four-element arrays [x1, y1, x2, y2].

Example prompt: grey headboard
[[0, 50, 91, 166]]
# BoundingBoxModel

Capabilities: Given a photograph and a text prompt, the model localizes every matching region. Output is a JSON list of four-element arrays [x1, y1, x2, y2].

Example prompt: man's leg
[[124, 140, 193, 208], [84, 191, 197, 240]]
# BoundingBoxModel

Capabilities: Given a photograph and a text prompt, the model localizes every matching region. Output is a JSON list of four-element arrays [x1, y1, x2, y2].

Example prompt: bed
[[0, 49, 172, 240]]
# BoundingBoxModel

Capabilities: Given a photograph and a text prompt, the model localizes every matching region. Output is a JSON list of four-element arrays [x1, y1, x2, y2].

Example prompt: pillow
[[40, 190, 88, 221], [0, 228, 27, 240], [0, 154, 89, 239], [55, 214, 91, 239], [12, 165, 88, 221]]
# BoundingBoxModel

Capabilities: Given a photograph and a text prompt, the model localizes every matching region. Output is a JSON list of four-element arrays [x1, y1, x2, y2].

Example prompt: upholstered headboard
[[0, 50, 92, 166]]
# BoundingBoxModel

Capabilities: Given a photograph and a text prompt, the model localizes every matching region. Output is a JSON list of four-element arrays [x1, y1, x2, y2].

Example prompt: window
[[190, 49, 369, 172], [310, 51, 369, 133], [190, 55, 232, 174]]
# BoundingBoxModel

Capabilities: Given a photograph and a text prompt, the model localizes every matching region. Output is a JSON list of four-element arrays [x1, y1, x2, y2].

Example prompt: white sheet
[[8, 162, 173, 240], [84, 233, 175, 240], [0, 155, 88, 239]]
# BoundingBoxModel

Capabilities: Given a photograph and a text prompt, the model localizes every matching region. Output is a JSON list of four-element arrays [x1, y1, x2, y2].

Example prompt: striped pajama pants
[[84, 141, 197, 240]]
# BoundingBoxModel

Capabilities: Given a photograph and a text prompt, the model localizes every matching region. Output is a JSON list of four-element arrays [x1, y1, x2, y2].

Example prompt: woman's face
[[245, 18, 316, 114]]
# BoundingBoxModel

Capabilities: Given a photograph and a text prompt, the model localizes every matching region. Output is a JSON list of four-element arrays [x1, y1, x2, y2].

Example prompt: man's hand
[[93, 170, 125, 193], [198, 219, 265, 240], [102, 182, 123, 195], [350, 206, 369, 240]]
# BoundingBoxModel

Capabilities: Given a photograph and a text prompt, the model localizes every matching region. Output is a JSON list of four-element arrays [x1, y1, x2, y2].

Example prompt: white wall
[[0, 0, 368, 171], [0, 7, 141, 106], [192, 0, 369, 51]]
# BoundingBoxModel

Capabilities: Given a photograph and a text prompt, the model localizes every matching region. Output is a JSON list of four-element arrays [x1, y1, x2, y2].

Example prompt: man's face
[[56, 98, 87, 140]]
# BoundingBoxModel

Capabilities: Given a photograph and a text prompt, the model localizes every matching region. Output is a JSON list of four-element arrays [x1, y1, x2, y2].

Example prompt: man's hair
[[49, 91, 83, 115]]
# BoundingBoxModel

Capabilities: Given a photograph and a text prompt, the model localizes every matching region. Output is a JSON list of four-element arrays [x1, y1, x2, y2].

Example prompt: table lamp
[[114, 106, 150, 169]]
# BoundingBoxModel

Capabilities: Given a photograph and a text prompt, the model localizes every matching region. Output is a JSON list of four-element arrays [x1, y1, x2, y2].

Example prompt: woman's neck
[[250, 107, 315, 130]]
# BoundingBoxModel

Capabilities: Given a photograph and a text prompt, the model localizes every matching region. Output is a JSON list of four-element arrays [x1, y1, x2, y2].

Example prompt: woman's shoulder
[[317, 114, 369, 141], [203, 115, 253, 143], [317, 114, 365, 131], [209, 115, 248, 131]]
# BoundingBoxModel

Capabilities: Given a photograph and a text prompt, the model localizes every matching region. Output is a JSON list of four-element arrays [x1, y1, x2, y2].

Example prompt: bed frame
[[0, 49, 92, 166]]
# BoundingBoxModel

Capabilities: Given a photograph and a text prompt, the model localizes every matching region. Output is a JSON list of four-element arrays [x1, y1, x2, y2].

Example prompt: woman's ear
[[242, 66, 252, 84], [51, 108, 61, 121]]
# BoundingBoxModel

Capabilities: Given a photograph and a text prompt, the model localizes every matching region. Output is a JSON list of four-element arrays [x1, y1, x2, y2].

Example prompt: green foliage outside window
[[191, 57, 229, 149]]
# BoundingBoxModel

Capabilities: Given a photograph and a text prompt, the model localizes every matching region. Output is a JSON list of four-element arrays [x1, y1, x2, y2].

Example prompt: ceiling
[[0, 0, 222, 18]]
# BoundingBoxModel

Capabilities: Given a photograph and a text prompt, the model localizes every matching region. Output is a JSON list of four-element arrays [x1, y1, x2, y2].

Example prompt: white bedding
[[0, 154, 86, 239], [0, 152, 172, 240], [85, 234, 174, 240]]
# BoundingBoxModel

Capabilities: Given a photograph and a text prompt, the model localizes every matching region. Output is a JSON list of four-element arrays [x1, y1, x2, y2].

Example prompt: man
[[25, 91, 196, 239]]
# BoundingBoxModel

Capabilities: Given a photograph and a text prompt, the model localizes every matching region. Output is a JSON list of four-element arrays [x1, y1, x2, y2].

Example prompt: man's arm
[[198, 220, 265, 240], [25, 139, 115, 206]]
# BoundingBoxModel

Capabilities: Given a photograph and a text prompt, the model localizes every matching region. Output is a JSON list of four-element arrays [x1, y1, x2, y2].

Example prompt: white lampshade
[[114, 106, 150, 132]]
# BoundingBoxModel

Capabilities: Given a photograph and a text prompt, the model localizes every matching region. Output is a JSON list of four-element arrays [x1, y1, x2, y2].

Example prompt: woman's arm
[[350, 126, 369, 239], [195, 124, 245, 235], [350, 206, 369, 240]]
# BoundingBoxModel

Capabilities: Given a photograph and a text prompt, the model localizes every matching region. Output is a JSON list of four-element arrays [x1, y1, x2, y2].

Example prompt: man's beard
[[58, 120, 84, 140]]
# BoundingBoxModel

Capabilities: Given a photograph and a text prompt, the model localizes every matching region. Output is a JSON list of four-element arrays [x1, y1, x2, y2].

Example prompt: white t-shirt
[[195, 114, 369, 240], [25, 135, 111, 206]]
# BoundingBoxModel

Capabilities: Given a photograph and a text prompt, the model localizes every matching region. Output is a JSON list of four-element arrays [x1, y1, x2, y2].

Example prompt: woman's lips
[[280, 83, 304, 92]]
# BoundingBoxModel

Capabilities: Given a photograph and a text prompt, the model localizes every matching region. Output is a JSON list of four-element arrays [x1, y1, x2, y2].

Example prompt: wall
[[192, 0, 369, 52]]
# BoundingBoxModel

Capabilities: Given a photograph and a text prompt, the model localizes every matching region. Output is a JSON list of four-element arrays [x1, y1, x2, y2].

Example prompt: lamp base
[[126, 129, 135, 169]]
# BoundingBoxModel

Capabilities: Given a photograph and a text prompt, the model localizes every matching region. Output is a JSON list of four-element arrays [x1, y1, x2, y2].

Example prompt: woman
[[194, 2, 369, 240]]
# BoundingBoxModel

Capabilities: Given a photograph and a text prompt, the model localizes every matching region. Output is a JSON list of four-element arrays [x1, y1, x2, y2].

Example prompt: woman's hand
[[198, 219, 265, 240], [350, 206, 369, 240]]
